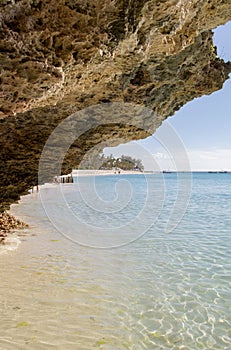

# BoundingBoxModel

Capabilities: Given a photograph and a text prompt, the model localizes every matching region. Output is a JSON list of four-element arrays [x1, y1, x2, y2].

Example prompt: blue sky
[[105, 21, 231, 171]]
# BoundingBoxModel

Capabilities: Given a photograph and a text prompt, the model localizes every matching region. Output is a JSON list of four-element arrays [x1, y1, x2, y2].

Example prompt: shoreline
[[1, 170, 230, 251], [71, 169, 153, 177], [0, 171, 148, 248]]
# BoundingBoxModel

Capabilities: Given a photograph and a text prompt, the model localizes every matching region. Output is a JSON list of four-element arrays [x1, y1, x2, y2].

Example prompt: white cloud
[[153, 152, 170, 159], [187, 149, 231, 171]]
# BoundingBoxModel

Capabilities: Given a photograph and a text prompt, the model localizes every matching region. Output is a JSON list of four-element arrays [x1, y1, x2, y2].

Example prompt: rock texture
[[0, 0, 231, 211], [0, 212, 28, 243]]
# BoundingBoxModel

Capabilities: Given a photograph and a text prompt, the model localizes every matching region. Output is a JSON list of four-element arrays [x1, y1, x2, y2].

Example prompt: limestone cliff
[[0, 0, 231, 211]]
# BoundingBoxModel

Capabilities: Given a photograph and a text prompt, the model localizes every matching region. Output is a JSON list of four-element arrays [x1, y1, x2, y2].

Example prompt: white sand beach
[[71, 169, 153, 177]]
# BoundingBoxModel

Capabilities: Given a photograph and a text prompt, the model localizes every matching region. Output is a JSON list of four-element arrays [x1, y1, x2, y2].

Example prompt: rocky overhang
[[0, 0, 231, 212]]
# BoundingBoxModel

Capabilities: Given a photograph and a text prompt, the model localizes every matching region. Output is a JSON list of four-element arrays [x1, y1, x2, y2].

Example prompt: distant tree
[[78, 152, 144, 171], [135, 158, 144, 171]]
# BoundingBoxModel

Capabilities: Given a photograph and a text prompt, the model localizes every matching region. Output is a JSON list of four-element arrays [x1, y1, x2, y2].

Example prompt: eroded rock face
[[0, 0, 231, 211]]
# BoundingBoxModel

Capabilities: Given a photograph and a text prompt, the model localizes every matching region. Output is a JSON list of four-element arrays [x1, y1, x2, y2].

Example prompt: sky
[[104, 21, 231, 171]]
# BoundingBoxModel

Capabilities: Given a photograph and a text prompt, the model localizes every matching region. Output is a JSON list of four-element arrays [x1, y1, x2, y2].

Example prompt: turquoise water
[[0, 173, 230, 349]]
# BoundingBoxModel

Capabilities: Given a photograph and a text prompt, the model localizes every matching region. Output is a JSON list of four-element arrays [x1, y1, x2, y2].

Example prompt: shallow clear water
[[0, 173, 230, 349]]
